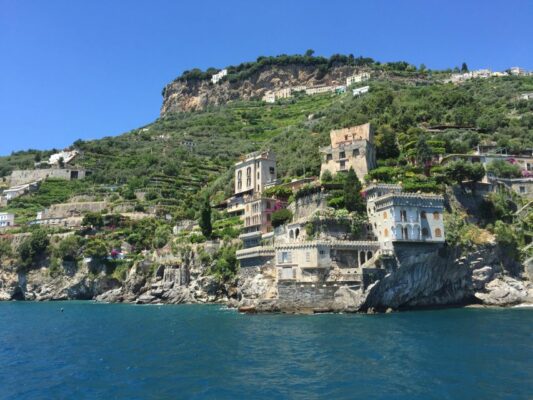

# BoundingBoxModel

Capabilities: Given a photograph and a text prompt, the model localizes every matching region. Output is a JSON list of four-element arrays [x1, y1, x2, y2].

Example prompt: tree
[[82, 212, 104, 229], [84, 238, 108, 260], [0, 239, 12, 259], [18, 229, 50, 268], [153, 225, 171, 248], [444, 160, 485, 186], [415, 135, 433, 175], [56, 235, 82, 262], [271, 208, 293, 228], [343, 167, 364, 213], [199, 197, 212, 238], [461, 62, 469, 72], [58, 157, 65, 168], [305, 49, 315, 57], [320, 170, 333, 183], [375, 126, 400, 160], [486, 160, 522, 179]]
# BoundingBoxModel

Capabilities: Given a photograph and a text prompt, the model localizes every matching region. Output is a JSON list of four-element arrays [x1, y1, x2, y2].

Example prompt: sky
[[1, 0, 532, 155]]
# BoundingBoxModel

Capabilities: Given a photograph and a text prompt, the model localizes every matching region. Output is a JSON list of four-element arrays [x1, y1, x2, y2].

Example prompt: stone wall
[[277, 281, 358, 310], [289, 192, 328, 221], [9, 168, 86, 186]]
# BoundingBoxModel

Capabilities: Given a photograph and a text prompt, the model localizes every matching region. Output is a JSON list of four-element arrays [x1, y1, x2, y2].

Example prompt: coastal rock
[[332, 286, 365, 312], [474, 277, 531, 306]]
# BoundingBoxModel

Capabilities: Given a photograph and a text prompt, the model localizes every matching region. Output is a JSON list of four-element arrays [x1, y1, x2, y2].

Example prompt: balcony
[[236, 246, 275, 260]]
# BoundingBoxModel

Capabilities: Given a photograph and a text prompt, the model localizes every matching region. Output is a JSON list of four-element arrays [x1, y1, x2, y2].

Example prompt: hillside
[[1, 55, 532, 221], [0, 54, 532, 310]]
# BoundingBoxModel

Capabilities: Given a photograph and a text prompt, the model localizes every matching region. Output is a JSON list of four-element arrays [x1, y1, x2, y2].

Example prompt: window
[[266, 213, 271, 222], [339, 151, 346, 159], [269, 167, 275, 174], [326, 154, 332, 161], [435, 228, 442, 237], [340, 160, 346, 169], [433, 212, 440, 220], [384, 228, 389, 237], [237, 170, 242, 190], [401, 210, 407, 222], [246, 167, 251, 186], [278, 251, 292, 263], [345, 135, 348, 141], [421, 211, 427, 219], [353, 149, 360, 156], [383, 211, 388, 220], [266, 201, 271, 209], [257, 172, 260, 179], [519, 186, 526, 193], [305, 252, 310, 262], [422, 227, 429, 237], [319, 249, 327, 258]]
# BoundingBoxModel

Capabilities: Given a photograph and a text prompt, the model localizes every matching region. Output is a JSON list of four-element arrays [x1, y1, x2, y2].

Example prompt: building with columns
[[366, 184, 445, 251]]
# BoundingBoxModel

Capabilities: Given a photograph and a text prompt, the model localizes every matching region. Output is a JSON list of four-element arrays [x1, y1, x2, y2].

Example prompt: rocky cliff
[[161, 64, 365, 114]]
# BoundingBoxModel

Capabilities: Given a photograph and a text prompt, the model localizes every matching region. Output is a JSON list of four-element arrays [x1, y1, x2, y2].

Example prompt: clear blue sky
[[1, 0, 532, 155]]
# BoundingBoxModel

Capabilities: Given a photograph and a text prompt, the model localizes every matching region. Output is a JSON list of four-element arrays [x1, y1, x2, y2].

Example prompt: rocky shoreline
[[1, 243, 531, 314]]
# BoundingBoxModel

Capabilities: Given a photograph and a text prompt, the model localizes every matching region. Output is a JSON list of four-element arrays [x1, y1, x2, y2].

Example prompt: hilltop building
[[211, 69, 227, 84], [48, 150, 78, 166], [319, 123, 377, 181], [346, 72, 370, 86], [234, 150, 277, 196]]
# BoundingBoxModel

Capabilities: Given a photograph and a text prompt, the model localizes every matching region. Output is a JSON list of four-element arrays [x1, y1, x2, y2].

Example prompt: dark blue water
[[0, 303, 531, 400]]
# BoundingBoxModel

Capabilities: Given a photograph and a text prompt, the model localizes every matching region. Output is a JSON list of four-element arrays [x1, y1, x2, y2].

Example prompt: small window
[[340, 160, 346, 169], [421, 211, 427, 219], [269, 167, 275, 174], [326, 154, 332, 161], [257, 172, 260, 179], [433, 212, 440, 220], [519, 186, 526, 193], [422, 227, 429, 237], [339, 151, 346, 159], [435, 228, 442, 237], [383, 211, 388, 220], [345, 135, 348, 141], [353, 149, 360, 156], [384, 228, 389, 237], [266, 213, 271, 222]]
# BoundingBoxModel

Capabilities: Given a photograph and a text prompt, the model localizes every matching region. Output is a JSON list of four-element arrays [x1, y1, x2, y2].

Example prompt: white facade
[[211, 69, 227, 84], [352, 86, 369, 97], [346, 72, 370, 86], [262, 92, 276, 103], [49, 150, 78, 166], [367, 191, 445, 250], [234, 150, 277, 196], [0, 212, 15, 228], [510, 67, 526, 76]]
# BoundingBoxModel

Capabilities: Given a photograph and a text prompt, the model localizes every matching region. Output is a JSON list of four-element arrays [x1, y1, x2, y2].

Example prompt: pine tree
[[199, 197, 212, 238], [343, 167, 364, 213], [461, 62, 469, 72]]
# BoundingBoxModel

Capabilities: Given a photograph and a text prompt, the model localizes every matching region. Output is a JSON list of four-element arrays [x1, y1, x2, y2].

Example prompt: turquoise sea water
[[0, 303, 531, 400]]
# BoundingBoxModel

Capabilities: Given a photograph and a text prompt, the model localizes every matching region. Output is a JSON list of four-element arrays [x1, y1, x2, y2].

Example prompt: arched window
[[401, 210, 407, 222], [433, 212, 440, 220], [435, 228, 442, 237], [237, 171, 242, 189], [246, 167, 252, 186], [421, 211, 427, 219], [384, 228, 389, 237], [295, 228, 300, 238], [383, 211, 388, 220], [289, 230, 294, 239]]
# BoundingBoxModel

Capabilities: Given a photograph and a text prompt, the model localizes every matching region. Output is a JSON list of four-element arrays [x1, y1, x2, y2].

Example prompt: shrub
[[486, 160, 522, 179], [18, 228, 50, 268], [55, 235, 82, 262], [84, 238, 108, 260], [271, 209, 293, 228]]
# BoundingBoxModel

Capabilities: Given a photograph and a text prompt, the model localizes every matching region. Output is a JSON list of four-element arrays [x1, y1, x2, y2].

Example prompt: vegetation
[[17, 228, 50, 269], [271, 209, 293, 228], [486, 160, 522, 179], [199, 198, 212, 239], [343, 168, 364, 213]]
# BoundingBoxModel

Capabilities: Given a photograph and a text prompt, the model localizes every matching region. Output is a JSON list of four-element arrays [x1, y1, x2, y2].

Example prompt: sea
[[0, 302, 531, 399]]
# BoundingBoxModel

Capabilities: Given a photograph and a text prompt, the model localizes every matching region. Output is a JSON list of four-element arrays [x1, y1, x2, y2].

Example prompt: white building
[[211, 69, 227, 84], [262, 92, 276, 103], [510, 67, 526, 76], [346, 72, 370, 86], [0, 212, 15, 229], [305, 85, 336, 95], [234, 150, 277, 196], [366, 186, 445, 250], [352, 86, 369, 97], [49, 150, 78, 166]]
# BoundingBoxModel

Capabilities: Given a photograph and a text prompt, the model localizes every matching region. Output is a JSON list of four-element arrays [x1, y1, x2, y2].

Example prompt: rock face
[[360, 243, 531, 311], [161, 64, 365, 114]]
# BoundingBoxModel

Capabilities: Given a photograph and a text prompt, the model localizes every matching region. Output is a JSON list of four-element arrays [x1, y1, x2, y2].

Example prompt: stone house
[[319, 123, 377, 181]]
